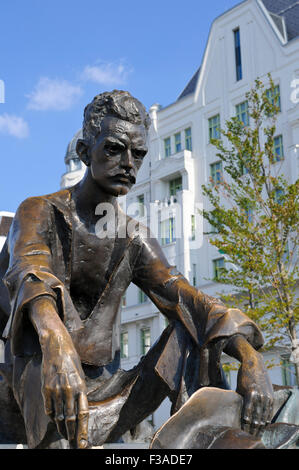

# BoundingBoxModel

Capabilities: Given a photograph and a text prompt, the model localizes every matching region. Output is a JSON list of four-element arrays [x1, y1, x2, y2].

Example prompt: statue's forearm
[[223, 333, 261, 365], [29, 296, 72, 349]]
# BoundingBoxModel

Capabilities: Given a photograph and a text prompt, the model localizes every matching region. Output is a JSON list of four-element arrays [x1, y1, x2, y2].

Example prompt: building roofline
[[156, 0, 249, 112], [155, 0, 298, 115], [0, 211, 15, 217]]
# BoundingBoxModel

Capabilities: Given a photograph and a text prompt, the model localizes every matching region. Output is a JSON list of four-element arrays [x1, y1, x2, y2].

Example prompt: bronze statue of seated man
[[0, 90, 280, 449]]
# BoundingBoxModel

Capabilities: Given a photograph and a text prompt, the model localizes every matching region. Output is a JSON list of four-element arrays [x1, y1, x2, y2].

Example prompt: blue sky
[[0, 0, 241, 212]]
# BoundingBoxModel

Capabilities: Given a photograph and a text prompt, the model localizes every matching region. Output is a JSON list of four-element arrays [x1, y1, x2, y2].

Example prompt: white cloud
[[0, 114, 29, 138], [81, 61, 132, 86], [27, 77, 82, 111]]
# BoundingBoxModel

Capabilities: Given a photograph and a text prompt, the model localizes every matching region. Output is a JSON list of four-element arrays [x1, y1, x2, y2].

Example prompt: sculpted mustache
[[110, 173, 136, 184]]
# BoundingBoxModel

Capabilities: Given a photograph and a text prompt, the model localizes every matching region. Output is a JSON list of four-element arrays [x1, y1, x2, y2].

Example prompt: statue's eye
[[133, 149, 147, 159], [105, 143, 123, 154]]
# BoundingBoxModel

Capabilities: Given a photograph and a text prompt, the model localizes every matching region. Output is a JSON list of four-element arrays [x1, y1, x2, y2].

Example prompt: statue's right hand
[[41, 332, 89, 449]]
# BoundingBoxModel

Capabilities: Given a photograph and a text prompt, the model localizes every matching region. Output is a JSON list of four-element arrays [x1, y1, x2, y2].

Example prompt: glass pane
[[234, 28, 243, 81], [209, 115, 220, 141], [141, 328, 151, 355], [121, 332, 128, 358], [164, 137, 171, 157], [169, 176, 182, 196], [174, 133, 181, 153], [274, 135, 284, 161], [185, 128, 192, 151]]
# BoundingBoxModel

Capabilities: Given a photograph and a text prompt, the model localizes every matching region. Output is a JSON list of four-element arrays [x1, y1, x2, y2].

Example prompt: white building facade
[[60, 0, 299, 430]]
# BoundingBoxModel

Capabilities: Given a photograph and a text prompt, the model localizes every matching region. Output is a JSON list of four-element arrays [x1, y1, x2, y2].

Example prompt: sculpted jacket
[[0, 186, 264, 394]]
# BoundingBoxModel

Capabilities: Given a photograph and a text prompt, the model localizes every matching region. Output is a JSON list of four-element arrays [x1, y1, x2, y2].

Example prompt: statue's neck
[[72, 171, 118, 223]]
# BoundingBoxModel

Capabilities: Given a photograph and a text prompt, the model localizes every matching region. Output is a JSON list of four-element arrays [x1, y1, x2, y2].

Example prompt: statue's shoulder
[[15, 188, 74, 225], [40, 187, 73, 206], [20, 187, 73, 211]]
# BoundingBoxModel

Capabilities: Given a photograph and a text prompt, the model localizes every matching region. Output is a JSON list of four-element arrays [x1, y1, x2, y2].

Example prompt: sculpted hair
[[82, 90, 151, 144]]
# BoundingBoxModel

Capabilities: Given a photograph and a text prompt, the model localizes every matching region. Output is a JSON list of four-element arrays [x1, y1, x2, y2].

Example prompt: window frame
[[161, 216, 176, 246], [140, 327, 151, 355], [137, 194, 145, 217], [120, 331, 129, 359], [169, 176, 183, 196], [213, 257, 225, 281], [236, 100, 250, 127], [185, 127, 192, 151], [266, 85, 281, 112], [233, 27, 243, 82], [164, 137, 171, 158], [208, 114, 221, 142], [174, 132, 182, 153], [273, 135, 284, 162], [210, 161, 223, 185], [138, 288, 148, 304]]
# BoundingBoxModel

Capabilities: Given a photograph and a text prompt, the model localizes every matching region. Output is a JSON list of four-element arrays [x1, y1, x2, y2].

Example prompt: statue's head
[[76, 90, 151, 197]]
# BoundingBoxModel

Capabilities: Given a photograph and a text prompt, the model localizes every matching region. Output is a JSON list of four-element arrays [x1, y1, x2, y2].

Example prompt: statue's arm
[[132, 233, 263, 347], [5, 197, 88, 448], [224, 334, 274, 436], [133, 233, 273, 435], [29, 295, 89, 448]]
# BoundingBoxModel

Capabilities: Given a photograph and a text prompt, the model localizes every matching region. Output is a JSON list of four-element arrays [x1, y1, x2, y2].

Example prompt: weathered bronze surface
[[0, 90, 295, 449]]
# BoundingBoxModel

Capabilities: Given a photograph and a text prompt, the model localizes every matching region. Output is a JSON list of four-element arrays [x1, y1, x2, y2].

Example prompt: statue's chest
[[72, 221, 116, 279], [69, 219, 117, 317]]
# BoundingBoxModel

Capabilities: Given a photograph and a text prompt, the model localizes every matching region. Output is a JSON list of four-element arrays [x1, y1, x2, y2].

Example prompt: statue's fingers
[[241, 396, 254, 434], [43, 391, 54, 420], [259, 394, 274, 434], [76, 392, 89, 449], [64, 389, 76, 445], [249, 393, 262, 436], [53, 389, 67, 439]]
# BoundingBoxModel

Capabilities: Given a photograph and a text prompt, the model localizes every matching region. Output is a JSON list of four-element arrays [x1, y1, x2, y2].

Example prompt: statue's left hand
[[236, 350, 274, 436], [224, 334, 274, 437]]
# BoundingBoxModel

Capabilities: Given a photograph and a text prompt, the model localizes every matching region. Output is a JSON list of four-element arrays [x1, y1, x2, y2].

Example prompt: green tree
[[202, 76, 299, 385]]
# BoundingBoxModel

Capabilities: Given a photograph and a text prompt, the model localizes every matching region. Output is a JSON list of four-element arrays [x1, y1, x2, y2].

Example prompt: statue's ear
[[76, 139, 91, 166]]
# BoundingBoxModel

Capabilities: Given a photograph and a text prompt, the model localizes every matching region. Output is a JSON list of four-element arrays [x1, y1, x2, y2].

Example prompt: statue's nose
[[121, 149, 134, 169]]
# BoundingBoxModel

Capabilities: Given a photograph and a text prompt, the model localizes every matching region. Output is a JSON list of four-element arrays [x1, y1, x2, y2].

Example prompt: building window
[[137, 194, 145, 217], [213, 257, 225, 281], [147, 414, 155, 427], [208, 114, 221, 142], [245, 207, 253, 223], [141, 328, 151, 355], [120, 331, 129, 359], [223, 366, 231, 387], [266, 85, 281, 112], [236, 101, 249, 127], [174, 132, 182, 153], [139, 289, 148, 304], [185, 128, 192, 151], [169, 176, 182, 196], [241, 160, 249, 175], [273, 135, 284, 162], [274, 188, 284, 205], [234, 28, 243, 81], [191, 214, 196, 241], [121, 293, 126, 307], [164, 137, 171, 158], [161, 217, 176, 245], [192, 263, 197, 287], [210, 161, 223, 184], [281, 358, 297, 386]]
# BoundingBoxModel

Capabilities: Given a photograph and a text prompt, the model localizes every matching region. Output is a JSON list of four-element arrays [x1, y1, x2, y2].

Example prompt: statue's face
[[87, 115, 148, 196]]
